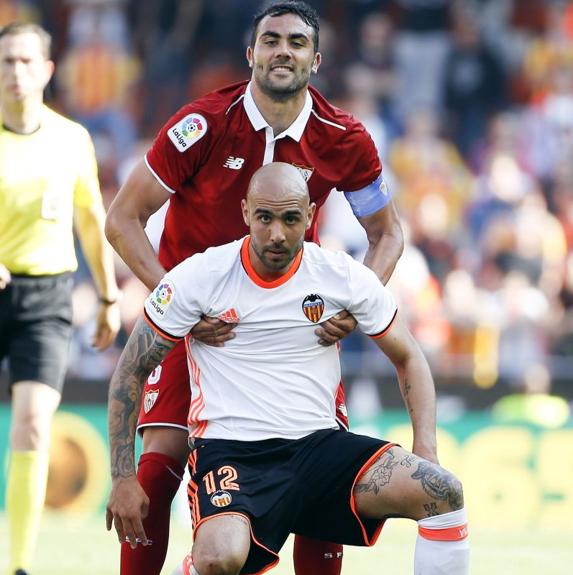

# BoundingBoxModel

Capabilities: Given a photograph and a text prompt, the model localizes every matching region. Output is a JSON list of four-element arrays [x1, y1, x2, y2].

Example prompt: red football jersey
[[146, 80, 382, 270]]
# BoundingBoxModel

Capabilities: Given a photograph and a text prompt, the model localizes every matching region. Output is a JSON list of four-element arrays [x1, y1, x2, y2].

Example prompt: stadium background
[[1, 0, 573, 573]]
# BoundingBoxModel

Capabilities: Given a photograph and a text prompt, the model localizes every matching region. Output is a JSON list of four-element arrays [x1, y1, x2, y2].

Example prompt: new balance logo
[[223, 156, 245, 170], [218, 308, 240, 323]]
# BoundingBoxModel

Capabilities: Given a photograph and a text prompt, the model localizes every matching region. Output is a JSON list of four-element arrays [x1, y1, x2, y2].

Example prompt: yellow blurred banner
[[0, 405, 571, 529]]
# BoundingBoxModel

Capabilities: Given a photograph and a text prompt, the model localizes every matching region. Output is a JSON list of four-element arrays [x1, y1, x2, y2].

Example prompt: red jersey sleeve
[[145, 104, 213, 193], [337, 120, 382, 192]]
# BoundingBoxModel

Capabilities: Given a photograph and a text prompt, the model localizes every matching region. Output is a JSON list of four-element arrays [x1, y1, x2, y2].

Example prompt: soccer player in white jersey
[[106, 163, 470, 575]]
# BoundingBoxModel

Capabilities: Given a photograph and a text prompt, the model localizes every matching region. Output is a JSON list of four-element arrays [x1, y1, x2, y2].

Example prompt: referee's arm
[[75, 201, 121, 350]]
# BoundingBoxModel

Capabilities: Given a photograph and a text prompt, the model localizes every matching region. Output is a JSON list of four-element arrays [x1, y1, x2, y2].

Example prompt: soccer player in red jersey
[[105, 3, 403, 574]]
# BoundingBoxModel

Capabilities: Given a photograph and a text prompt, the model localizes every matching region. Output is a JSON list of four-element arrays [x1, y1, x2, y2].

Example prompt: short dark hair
[[0, 22, 52, 59], [251, 1, 320, 52]]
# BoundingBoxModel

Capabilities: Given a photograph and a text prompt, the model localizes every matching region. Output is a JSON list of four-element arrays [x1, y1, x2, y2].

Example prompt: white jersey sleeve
[[143, 253, 209, 340], [345, 255, 398, 338]]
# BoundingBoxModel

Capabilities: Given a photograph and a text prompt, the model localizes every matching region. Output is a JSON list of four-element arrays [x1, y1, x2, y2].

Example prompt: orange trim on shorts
[[349, 442, 396, 545], [187, 478, 200, 526], [240, 236, 303, 289], [369, 309, 398, 340], [418, 523, 469, 541], [193, 512, 280, 575], [143, 310, 182, 342]]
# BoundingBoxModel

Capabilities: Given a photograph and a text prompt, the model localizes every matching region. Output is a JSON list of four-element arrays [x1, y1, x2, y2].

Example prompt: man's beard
[[255, 67, 311, 102], [252, 238, 303, 273]]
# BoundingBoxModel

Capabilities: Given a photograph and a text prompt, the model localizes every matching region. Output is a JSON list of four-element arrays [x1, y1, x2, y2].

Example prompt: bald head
[[241, 162, 316, 278], [247, 162, 309, 205]]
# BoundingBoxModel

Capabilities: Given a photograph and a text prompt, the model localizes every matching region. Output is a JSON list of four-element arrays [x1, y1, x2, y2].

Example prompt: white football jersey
[[144, 237, 397, 441]]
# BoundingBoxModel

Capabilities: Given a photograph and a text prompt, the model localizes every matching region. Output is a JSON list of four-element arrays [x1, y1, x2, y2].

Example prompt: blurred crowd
[[3, 0, 573, 404]]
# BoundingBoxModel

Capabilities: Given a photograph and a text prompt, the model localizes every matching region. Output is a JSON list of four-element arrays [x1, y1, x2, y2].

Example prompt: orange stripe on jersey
[[143, 310, 182, 342], [186, 346, 206, 430], [240, 236, 303, 289], [193, 420, 208, 438], [349, 442, 396, 545], [369, 308, 398, 340], [419, 523, 469, 541]]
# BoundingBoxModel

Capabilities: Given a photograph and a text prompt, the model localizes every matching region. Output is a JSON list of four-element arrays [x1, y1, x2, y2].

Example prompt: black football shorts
[[0, 273, 73, 392], [187, 428, 394, 575]]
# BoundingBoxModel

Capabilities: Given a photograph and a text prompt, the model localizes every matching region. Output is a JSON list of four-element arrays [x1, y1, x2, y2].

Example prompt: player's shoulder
[[162, 82, 248, 151], [303, 242, 377, 282], [183, 238, 243, 275], [302, 241, 355, 272], [203, 238, 244, 267], [308, 85, 367, 137], [180, 81, 249, 123]]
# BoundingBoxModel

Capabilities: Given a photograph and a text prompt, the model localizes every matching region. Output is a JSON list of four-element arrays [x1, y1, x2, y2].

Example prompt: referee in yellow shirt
[[0, 23, 120, 575]]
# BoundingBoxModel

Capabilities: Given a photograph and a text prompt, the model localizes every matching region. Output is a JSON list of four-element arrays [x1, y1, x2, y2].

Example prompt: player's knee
[[444, 471, 464, 512], [193, 547, 246, 575], [411, 461, 464, 515], [10, 413, 46, 450]]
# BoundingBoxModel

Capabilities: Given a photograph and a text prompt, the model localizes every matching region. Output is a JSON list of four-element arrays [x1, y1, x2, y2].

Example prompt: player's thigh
[[354, 446, 463, 521], [0, 283, 10, 366], [8, 274, 73, 393], [138, 341, 189, 420], [138, 340, 191, 464], [141, 425, 190, 465], [193, 514, 251, 573]]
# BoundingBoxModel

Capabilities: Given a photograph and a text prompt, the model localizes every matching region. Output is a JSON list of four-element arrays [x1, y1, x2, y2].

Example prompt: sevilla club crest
[[292, 163, 314, 182], [302, 294, 325, 323], [143, 389, 159, 413]]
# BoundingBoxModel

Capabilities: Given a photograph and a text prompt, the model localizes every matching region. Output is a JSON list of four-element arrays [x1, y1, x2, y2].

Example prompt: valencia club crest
[[302, 294, 325, 323]]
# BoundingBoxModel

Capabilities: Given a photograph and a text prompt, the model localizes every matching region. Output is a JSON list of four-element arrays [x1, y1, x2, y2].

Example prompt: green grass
[[1, 513, 572, 575]]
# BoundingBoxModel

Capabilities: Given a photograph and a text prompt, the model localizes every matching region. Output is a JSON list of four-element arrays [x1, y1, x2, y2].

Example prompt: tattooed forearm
[[411, 461, 464, 510], [108, 317, 176, 478]]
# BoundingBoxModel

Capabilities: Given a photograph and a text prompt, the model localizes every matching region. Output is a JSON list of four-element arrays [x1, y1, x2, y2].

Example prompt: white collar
[[243, 81, 313, 142]]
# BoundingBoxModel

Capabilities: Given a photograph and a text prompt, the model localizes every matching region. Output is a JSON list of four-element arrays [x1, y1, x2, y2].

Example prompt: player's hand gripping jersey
[[139, 81, 391, 431], [143, 239, 398, 441]]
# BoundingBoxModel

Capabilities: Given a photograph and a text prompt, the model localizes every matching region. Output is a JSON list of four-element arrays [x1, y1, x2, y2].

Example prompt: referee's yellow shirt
[[0, 105, 103, 275]]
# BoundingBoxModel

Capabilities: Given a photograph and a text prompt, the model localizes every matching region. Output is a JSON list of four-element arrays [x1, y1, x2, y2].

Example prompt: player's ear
[[246, 46, 254, 68], [306, 202, 316, 229], [43, 59, 55, 86], [241, 199, 250, 226], [311, 52, 321, 74]]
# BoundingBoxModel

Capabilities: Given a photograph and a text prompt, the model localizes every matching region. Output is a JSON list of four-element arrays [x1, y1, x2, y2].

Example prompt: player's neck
[[1, 96, 43, 134], [250, 82, 307, 137], [248, 243, 295, 282]]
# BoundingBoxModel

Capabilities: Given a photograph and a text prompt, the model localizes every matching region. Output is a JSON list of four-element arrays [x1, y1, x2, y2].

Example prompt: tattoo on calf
[[411, 461, 463, 510]]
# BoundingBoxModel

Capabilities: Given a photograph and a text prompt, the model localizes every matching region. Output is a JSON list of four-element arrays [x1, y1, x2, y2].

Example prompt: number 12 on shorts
[[202, 465, 240, 494]]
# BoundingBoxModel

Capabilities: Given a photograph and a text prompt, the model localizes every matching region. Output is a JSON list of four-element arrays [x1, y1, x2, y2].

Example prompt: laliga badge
[[168, 113, 207, 152]]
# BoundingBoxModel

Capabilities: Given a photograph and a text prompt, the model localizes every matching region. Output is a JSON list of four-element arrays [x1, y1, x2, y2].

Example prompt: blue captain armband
[[343, 174, 392, 218]]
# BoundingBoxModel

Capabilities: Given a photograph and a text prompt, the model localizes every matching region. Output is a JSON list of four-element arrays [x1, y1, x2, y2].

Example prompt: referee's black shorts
[[187, 428, 394, 575], [0, 272, 73, 392]]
